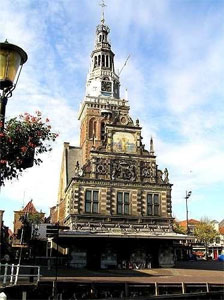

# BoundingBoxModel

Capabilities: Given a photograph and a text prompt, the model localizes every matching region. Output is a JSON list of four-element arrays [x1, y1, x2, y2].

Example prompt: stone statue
[[164, 168, 169, 183], [74, 161, 80, 176], [157, 170, 163, 183]]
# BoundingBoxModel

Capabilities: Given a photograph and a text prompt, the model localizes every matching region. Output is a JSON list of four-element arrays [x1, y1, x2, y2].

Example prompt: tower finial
[[99, 0, 106, 24], [150, 136, 154, 155]]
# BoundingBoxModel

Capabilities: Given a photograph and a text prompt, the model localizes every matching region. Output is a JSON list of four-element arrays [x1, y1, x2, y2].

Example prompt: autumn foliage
[[0, 111, 58, 185]]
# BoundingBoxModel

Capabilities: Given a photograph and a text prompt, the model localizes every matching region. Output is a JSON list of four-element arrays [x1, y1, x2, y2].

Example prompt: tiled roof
[[178, 219, 200, 227], [22, 200, 38, 213], [219, 227, 224, 235]]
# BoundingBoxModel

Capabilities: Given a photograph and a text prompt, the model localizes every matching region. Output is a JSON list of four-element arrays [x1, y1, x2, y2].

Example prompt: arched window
[[98, 55, 101, 66], [102, 55, 105, 67], [106, 55, 109, 67], [89, 118, 97, 139], [99, 35, 102, 42]]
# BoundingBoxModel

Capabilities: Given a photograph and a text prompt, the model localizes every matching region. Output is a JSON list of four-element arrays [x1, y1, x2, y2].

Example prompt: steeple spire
[[99, 0, 106, 24], [85, 1, 120, 99], [150, 137, 155, 155]]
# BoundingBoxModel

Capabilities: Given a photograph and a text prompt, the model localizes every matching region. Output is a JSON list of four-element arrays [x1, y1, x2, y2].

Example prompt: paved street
[[40, 261, 224, 284]]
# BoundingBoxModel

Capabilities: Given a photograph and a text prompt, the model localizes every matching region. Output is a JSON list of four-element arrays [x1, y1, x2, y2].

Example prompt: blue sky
[[0, 0, 224, 229]]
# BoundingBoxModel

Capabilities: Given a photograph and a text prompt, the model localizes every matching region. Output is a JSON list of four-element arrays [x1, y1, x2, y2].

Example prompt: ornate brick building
[[56, 13, 186, 269]]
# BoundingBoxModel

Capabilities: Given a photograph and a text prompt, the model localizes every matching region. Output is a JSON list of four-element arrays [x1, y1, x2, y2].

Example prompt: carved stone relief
[[111, 159, 136, 181], [96, 158, 108, 175], [140, 162, 156, 182]]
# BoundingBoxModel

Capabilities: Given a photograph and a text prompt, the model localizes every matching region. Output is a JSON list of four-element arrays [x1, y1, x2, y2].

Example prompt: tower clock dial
[[101, 80, 112, 92]]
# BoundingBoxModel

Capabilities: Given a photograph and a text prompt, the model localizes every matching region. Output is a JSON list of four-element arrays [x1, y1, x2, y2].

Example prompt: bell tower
[[79, 2, 125, 164]]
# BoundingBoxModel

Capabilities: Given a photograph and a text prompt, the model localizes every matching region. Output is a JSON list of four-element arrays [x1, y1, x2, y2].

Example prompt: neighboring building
[[219, 219, 224, 228], [178, 219, 200, 234], [208, 220, 224, 259], [13, 200, 45, 247], [55, 12, 188, 269], [178, 219, 224, 259]]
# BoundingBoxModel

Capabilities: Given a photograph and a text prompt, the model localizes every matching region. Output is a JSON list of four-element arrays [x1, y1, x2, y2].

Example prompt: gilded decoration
[[112, 132, 136, 153], [111, 159, 136, 181]]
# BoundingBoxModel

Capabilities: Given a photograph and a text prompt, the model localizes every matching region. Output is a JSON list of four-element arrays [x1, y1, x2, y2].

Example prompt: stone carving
[[111, 159, 136, 181], [141, 162, 156, 182], [157, 169, 163, 184], [74, 161, 80, 176], [96, 159, 108, 175], [163, 168, 169, 183]]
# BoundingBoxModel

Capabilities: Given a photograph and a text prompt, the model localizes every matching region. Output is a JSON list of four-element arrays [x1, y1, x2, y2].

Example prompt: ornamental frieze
[[71, 222, 172, 234], [111, 159, 136, 181]]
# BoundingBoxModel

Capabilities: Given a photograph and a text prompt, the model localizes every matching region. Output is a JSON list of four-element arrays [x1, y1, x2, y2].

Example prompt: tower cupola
[[85, 2, 120, 99]]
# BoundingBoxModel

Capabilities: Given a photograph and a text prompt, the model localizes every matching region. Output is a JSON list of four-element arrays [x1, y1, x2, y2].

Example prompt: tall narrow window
[[117, 192, 129, 215], [147, 193, 160, 216], [93, 191, 99, 213], [85, 190, 92, 213], [94, 56, 97, 68], [101, 122, 105, 140], [98, 55, 101, 66], [85, 190, 99, 213], [110, 57, 113, 70], [89, 118, 97, 139], [106, 55, 109, 67], [102, 55, 105, 67]]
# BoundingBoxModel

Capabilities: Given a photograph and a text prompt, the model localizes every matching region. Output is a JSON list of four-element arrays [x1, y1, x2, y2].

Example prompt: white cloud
[[1, 0, 224, 227]]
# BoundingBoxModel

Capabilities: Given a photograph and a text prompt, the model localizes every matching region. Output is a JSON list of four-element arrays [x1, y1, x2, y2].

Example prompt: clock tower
[[79, 15, 124, 164], [56, 3, 187, 270]]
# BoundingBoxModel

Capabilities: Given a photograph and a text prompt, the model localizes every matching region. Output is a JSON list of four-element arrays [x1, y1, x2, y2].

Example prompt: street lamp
[[185, 191, 192, 234], [0, 40, 28, 130]]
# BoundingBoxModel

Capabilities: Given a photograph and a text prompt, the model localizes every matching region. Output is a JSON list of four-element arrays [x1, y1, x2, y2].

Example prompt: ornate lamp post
[[185, 191, 192, 234], [0, 40, 28, 131]]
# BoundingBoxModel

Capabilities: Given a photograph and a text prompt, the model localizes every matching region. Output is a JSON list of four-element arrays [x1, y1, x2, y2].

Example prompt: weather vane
[[99, 0, 107, 24]]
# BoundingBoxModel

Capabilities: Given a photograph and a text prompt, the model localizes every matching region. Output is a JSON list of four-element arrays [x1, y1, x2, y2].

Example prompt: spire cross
[[99, 0, 107, 24]]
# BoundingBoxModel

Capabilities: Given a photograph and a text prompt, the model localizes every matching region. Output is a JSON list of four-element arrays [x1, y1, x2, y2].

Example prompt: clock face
[[101, 80, 112, 92]]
